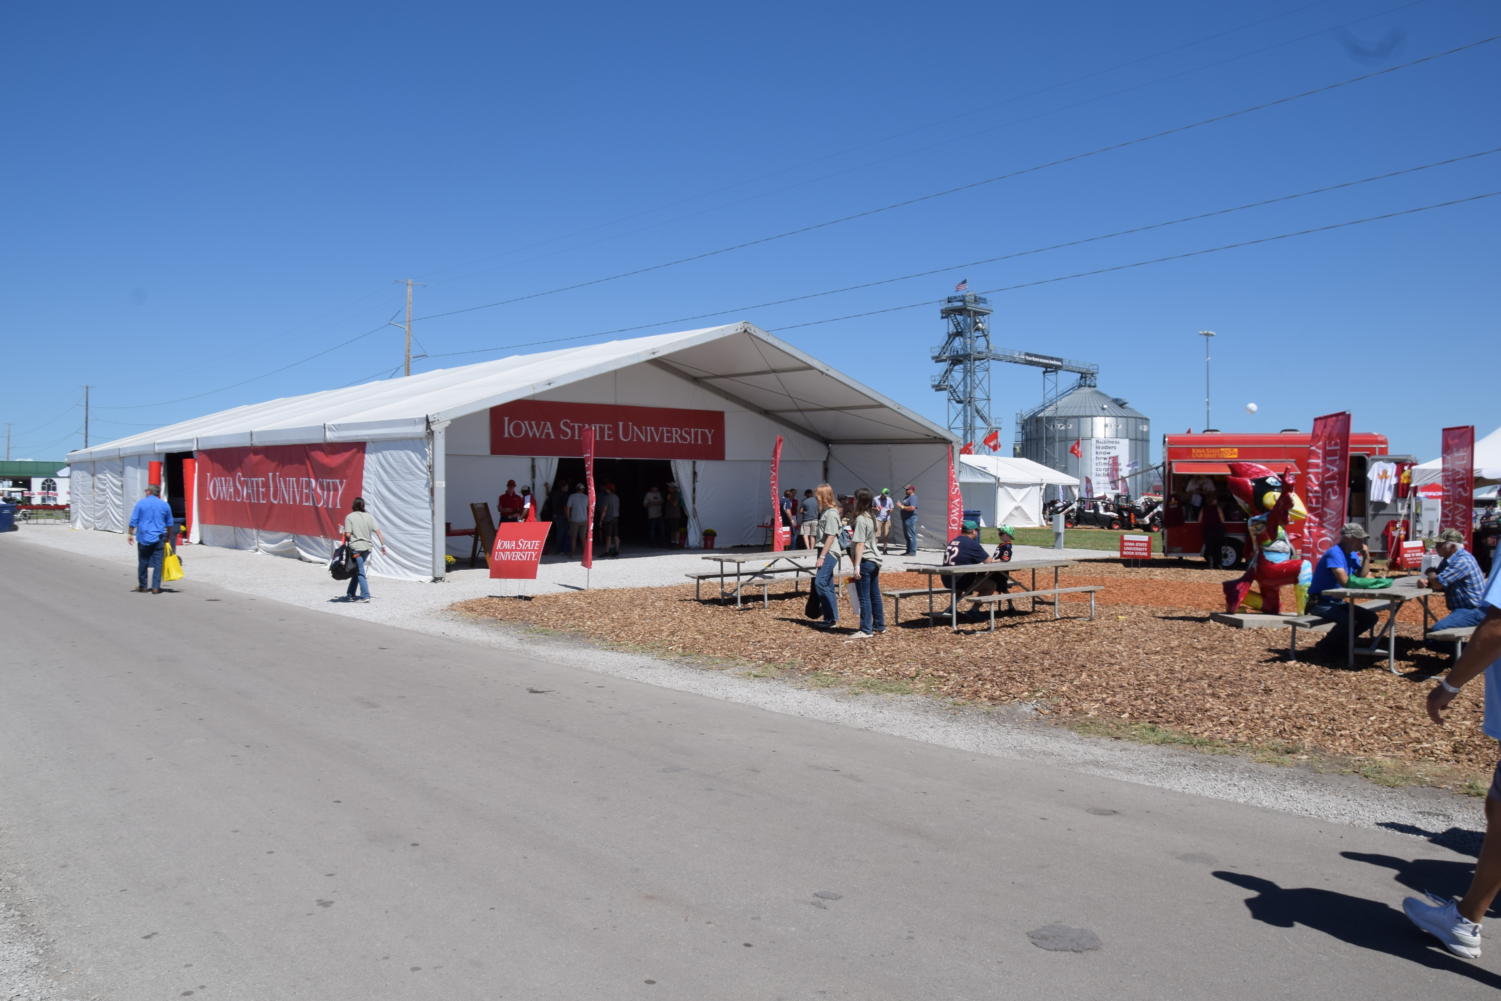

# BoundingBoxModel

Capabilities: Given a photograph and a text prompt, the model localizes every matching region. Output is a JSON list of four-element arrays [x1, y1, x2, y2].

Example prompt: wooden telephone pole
[[396, 279, 426, 376]]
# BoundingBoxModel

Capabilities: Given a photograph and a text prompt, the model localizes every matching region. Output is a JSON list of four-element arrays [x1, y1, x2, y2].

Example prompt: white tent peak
[[69, 323, 954, 461], [1412, 425, 1501, 486]]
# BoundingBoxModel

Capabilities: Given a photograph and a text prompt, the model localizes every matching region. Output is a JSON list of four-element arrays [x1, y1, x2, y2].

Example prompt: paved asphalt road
[[1, 540, 1497, 999]]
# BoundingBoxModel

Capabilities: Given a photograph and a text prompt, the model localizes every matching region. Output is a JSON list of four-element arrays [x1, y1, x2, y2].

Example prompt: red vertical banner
[[1301, 411, 1352, 558], [181, 457, 197, 538], [1441, 425, 1475, 550], [947, 447, 963, 539], [148, 461, 162, 487], [770, 435, 784, 552], [582, 428, 596, 569]]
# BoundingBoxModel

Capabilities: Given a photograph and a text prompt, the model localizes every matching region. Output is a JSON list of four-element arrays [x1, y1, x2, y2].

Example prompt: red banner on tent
[[1441, 425, 1475, 550], [1300, 411, 1351, 559], [489, 521, 552, 579], [198, 444, 365, 538], [770, 436, 785, 552], [582, 427, 596, 569], [490, 401, 725, 460], [947, 447, 963, 539]]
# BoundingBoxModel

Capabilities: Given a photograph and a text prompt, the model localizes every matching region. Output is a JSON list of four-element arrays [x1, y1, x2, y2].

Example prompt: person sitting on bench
[[1422, 527, 1487, 652], [1307, 523, 1382, 661], [942, 521, 1011, 620]]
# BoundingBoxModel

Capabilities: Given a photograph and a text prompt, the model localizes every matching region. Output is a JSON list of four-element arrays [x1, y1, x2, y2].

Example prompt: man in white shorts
[[873, 487, 895, 553], [1403, 552, 1501, 960]]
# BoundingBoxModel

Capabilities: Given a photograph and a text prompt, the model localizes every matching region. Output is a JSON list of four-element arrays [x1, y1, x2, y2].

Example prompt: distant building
[[0, 460, 70, 505], [1016, 385, 1150, 497]]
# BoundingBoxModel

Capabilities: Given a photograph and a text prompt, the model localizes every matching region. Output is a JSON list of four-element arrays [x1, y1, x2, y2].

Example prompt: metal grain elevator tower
[[930, 292, 995, 448]]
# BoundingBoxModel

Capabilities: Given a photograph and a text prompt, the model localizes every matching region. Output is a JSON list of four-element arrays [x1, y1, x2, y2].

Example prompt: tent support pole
[[430, 420, 449, 581]]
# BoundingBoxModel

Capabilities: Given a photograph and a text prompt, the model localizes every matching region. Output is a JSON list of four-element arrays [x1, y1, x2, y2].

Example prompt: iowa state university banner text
[[490, 401, 725, 460], [198, 444, 366, 538]]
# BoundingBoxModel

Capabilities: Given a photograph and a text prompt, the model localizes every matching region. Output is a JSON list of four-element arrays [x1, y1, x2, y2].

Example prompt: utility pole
[[394, 279, 426, 376], [1198, 331, 1215, 431], [4, 423, 11, 461], [83, 385, 91, 449]]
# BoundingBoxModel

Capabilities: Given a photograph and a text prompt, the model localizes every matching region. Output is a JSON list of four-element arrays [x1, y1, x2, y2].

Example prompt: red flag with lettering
[[1441, 425, 1475, 550], [770, 435, 785, 552], [983, 429, 1000, 452], [1301, 411, 1352, 558], [947, 447, 963, 539], [582, 428, 596, 569]]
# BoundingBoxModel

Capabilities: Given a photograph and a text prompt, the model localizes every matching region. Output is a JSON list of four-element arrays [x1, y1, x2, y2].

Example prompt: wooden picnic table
[[1317, 577, 1435, 674], [902, 558, 1077, 631], [697, 550, 819, 609]]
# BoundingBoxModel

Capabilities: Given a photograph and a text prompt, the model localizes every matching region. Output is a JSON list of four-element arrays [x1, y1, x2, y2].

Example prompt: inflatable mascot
[[1221, 461, 1312, 615]]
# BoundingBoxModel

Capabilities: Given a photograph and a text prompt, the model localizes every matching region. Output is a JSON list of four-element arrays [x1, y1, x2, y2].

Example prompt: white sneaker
[[845, 631, 873, 641], [1404, 893, 1482, 959]]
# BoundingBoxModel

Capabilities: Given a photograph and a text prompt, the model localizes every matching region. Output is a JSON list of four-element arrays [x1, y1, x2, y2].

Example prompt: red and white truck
[[1161, 430, 1409, 567]]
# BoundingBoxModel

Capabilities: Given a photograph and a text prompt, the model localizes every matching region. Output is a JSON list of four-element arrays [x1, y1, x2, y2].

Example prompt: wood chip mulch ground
[[454, 561, 1492, 789]]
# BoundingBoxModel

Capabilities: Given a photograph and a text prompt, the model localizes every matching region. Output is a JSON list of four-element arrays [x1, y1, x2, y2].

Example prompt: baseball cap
[[906, 484, 916, 491], [1339, 522, 1368, 540], [881, 487, 890, 495], [1437, 528, 1465, 544], [962, 519, 978, 531], [997, 524, 1015, 537], [506, 479, 516, 487]]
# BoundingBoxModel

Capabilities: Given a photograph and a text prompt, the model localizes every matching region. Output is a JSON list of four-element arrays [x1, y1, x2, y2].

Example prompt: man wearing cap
[[597, 482, 621, 557], [873, 488, 895, 554], [1307, 523, 1379, 660], [1401, 552, 1501, 960], [126, 483, 176, 593], [497, 480, 524, 523], [1423, 528, 1487, 642], [899, 484, 920, 556]]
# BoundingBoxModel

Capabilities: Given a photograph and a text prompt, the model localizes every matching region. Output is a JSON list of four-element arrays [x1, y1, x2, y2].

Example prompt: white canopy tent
[[1412, 425, 1501, 486], [957, 455, 1079, 528], [68, 323, 956, 580]]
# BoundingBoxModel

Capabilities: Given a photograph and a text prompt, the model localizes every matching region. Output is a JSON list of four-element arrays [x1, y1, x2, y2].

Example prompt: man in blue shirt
[[127, 483, 176, 593], [899, 484, 919, 556], [1403, 551, 1501, 960], [1307, 523, 1378, 660], [1423, 528, 1488, 640]]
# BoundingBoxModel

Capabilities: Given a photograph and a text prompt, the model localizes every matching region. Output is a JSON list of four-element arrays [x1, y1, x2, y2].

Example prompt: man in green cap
[[873, 487, 895, 554]]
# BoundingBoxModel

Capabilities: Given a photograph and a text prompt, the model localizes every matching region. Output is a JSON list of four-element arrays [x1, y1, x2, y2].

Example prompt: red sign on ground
[[198, 444, 365, 538], [490, 521, 552, 579], [1119, 534, 1152, 560], [489, 401, 725, 460]]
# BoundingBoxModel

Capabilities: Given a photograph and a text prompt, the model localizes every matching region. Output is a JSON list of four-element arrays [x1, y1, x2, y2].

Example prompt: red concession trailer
[[1161, 430, 1397, 567]]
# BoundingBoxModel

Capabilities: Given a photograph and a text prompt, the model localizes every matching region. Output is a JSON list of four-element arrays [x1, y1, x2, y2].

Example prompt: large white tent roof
[[958, 454, 1079, 487], [1412, 425, 1501, 486], [70, 323, 953, 461]]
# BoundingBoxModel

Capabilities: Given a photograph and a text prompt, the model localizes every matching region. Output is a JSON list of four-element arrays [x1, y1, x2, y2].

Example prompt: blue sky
[[5, 0, 1497, 464]]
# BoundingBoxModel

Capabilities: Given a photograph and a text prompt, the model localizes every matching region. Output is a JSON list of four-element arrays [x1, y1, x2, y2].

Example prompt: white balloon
[[1245, 402, 1259, 414]]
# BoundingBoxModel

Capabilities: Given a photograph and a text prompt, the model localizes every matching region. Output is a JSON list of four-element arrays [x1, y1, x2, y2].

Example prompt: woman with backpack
[[847, 487, 885, 639], [812, 483, 845, 630], [337, 497, 387, 602]]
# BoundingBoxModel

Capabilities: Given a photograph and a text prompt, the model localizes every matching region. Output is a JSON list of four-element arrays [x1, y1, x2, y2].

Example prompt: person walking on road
[[898, 484, 920, 556], [338, 497, 387, 602], [1403, 555, 1501, 960], [127, 483, 175, 594]]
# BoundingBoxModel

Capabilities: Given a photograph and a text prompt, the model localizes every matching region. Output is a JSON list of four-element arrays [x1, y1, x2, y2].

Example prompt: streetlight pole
[[1199, 330, 1215, 430]]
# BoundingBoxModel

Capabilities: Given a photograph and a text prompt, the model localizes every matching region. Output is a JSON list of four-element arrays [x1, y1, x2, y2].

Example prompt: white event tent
[[1412, 425, 1501, 486], [957, 455, 1079, 528], [67, 323, 957, 580]]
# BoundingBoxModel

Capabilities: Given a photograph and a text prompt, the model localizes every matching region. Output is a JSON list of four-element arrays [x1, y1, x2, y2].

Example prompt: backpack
[[329, 543, 358, 581]]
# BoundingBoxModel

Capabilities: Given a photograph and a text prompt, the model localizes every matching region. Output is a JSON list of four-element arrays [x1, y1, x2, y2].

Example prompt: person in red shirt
[[497, 480, 525, 522]]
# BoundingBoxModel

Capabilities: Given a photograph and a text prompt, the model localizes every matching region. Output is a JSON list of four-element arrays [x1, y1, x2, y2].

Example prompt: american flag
[[954, 278, 969, 292]]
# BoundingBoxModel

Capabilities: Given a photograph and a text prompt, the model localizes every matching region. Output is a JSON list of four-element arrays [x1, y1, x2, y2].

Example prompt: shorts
[[1490, 759, 1501, 802], [800, 522, 818, 538], [601, 518, 619, 535]]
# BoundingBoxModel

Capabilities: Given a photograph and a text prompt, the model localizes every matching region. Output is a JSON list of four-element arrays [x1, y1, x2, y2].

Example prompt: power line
[[420, 150, 1499, 361], [777, 190, 1500, 330], [412, 32, 1498, 325]]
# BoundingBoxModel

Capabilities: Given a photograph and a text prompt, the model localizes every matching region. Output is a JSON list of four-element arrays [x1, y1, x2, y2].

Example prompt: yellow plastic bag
[[162, 542, 184, 583]]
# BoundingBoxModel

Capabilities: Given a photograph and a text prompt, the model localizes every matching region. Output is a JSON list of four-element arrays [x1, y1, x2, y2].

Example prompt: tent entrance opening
[[546, 458, 675, 547]]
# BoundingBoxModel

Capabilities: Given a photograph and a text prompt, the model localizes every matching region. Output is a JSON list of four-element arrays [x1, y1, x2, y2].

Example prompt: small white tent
[[957, 455, 1079, 528], [1412, 425, 1501, 486]]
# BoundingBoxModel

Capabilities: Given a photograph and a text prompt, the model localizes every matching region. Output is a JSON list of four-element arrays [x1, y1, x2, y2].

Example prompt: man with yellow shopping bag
[[126, 484, 175, 594]]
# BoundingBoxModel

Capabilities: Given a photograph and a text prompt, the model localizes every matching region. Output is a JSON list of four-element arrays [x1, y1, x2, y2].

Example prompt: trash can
[[0, 504, 16, 532], [963, 508, 982, 527]]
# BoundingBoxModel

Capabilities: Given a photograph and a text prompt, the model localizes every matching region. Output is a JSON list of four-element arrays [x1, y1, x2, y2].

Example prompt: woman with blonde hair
[[812, 483, 845, 629]]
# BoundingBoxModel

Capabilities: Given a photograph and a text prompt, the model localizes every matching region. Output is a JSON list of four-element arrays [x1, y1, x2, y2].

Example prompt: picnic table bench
[[695, 550, 818, 608], [966, 585, 1104, 630], [1318, 580, 1430, 674], [1209, 612, 1333, 661], [898, 558, 1086, 631], [1427, 624, 1478, 658]]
